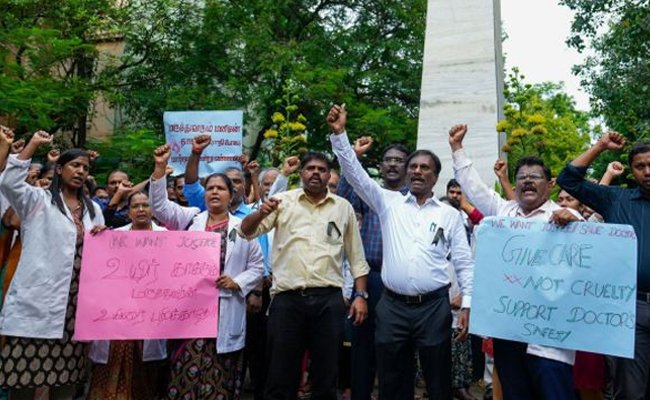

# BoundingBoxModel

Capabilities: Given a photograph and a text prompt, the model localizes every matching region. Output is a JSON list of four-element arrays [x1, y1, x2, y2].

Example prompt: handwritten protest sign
[[164, 110, 243, 177], [75, 231, 221, 340], [469, 217, 638, 358]]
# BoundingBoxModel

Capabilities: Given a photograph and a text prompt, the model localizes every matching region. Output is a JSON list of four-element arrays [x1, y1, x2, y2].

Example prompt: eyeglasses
[[383, 157, 405, 165], [515, 173, 545, 181]]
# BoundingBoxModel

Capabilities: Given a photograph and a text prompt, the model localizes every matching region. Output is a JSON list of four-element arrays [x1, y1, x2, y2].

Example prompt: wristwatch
[[352, 291, 369, 300]]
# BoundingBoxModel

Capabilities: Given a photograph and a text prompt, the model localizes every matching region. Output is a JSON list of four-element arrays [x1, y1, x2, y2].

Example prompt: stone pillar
[[417, 0, 505, 195]]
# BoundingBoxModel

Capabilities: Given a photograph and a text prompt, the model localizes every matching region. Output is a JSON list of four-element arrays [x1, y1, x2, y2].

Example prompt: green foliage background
[[562, 0, 650, 182]]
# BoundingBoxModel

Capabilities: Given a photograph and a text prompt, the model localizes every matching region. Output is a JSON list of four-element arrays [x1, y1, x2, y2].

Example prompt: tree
[[561, 0, 650, 177], [0, 0, 198, 146], [107, 0, 426, 169], [497, 68, 591, 178]]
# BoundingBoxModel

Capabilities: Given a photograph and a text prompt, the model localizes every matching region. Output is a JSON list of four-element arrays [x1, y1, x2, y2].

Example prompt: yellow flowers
[[511, 128, 527, 138], [531, 125, 547, 136], [289, 122, 306, 132], [527, 114, 545, 124], [264, 86, 310, 166], [496, 120, 510, 132], [271, 112, 285, 123], [264, 129, 279, 139]]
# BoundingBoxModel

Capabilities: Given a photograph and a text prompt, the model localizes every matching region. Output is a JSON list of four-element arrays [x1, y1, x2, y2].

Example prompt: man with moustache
[[328, 105, 474, 400], [337, 136, 409, 400], [449, 124, 581, 399], [558, 133, 650, 399], [240, 151, 369, 400]]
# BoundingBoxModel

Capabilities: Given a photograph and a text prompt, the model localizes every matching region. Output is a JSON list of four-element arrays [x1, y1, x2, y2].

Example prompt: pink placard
[[75, 230, 221, 340]]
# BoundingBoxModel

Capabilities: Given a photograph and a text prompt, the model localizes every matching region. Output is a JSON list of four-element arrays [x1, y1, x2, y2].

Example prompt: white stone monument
[[417, 0, 505, 195]]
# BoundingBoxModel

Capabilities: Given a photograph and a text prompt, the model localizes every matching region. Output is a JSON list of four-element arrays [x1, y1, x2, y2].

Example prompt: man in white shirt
[[328, 105, 474, 400], [449, 124, 580, 400]]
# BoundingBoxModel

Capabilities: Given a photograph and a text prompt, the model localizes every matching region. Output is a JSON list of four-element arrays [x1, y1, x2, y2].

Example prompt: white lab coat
[[0, 155, 104, 339], [88, 222, 168, 364], [149, 175, 264, 353]]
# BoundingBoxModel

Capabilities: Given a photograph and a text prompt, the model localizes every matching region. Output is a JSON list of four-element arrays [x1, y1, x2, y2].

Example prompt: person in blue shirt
[[183, 135, 270, 271]]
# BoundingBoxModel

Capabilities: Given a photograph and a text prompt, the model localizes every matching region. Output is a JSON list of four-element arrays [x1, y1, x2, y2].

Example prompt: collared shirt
[[558, 163, 650, 291], [338, 176, 408, 272], [95, 197, 131, 228], [240, 188, 369, 296], [331, 132, 474, 307], [453, 148, 577, 366], [183, 180, 270, 275]]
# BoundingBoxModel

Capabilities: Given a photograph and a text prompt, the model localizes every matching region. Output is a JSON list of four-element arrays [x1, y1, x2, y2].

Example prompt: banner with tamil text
[[469, 217, 637, 358], [75, 231, 221, 340], [164, 110, 243, 177]]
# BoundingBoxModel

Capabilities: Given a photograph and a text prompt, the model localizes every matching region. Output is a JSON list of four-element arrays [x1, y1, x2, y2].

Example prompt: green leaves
[[498, 68, 591, 179], [562, 0, 650, 181], [106, 0, 425, 168]]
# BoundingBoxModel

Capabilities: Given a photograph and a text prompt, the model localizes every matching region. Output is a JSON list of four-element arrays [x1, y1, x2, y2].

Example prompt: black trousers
[[614, 300, 650, 400], [264, 288, 345, 400], [350, 271, 382, 400], [244, 285, 271, 400], [375, 288, 452, 400]]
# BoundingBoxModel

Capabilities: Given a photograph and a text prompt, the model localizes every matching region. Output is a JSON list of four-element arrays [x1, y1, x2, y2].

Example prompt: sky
[[500, 0, 590, 111]]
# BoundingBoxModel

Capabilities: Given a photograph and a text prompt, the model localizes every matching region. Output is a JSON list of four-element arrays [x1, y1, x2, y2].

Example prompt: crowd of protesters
[[0, 101, 647, 400]]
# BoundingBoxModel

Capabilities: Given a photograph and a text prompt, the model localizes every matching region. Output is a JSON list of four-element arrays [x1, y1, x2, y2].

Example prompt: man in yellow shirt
[[240, 151, 369, 400]]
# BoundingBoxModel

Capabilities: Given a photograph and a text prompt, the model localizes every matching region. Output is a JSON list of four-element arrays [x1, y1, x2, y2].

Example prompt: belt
[[385, 285, 450, 305], [637, 291, 650, 303], [284, 287, 341, 297]]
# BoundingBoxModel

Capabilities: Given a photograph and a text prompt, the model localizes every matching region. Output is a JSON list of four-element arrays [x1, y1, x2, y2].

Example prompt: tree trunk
[[74, 52, 94, 148]]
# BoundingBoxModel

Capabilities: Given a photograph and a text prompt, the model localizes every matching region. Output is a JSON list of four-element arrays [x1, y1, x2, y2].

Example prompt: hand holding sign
[[549, 208, 580, 227], [216, 275, 240, 291]]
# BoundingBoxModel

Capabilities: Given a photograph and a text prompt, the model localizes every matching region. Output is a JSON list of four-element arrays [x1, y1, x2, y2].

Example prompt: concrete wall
[[417, 0, 505, 196]]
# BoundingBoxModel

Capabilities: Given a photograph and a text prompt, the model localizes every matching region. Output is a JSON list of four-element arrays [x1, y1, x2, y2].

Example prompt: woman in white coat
[[88, 190, 168, 400], [149, 144, 264, 400], [0, 131, 105, 400]]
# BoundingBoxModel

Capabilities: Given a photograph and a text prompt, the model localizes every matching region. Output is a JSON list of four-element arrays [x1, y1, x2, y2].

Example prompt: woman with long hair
[[149, 144, 263, 400], [0, 131, 105, 400]]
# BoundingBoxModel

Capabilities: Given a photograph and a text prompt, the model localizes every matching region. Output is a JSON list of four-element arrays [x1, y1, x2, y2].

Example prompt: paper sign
[[75, 230, 222, 340], [469, 217, 638, 358], [164, 110, 243, 177]]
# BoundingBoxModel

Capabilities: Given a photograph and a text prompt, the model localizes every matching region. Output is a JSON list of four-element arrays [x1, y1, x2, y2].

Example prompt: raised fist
[[448, 125, 468, 151], [153, 144, 171, 165], [354, 136, 373, 157], [598, 131, 626, 151], [281, 156, 301, 176], [327, 104, 347, 135], [192, 135, 211, 152]]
